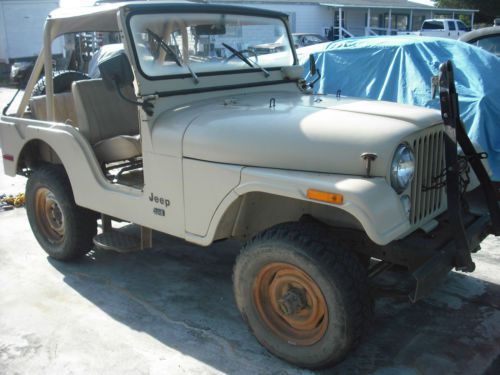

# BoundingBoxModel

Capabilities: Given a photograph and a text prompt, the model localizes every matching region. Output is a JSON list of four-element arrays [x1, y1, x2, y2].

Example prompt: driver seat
[[72, 78, 141, 164]]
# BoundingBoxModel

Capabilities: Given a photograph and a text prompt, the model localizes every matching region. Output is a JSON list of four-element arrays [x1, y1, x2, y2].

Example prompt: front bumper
[[360, 187, 494, 302], [400, 61, 500, 301], [409, 208, 490, 302]]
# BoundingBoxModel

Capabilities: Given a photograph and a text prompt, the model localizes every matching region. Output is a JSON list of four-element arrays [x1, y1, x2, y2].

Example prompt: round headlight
[[391, 144, 415, 193]]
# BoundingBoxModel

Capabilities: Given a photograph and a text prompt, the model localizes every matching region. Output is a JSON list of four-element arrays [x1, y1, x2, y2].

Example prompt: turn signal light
[[307, 189, 343, 205]]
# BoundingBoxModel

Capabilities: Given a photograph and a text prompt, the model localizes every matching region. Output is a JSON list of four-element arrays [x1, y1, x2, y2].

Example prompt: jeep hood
[[182, 92, 442, 177]]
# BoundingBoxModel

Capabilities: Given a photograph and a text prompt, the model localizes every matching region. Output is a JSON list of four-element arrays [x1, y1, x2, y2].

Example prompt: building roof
[[322, 0, 433, 9], [93, 0, 478, 13], [213, 0, 477, 12], [212, 0, 431, 6]]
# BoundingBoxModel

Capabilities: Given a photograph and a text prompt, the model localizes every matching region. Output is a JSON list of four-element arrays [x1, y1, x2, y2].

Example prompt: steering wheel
[[224, 49, 258, 64]]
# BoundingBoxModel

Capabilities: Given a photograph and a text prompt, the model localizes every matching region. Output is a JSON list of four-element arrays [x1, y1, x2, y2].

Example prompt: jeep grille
[[409, 126, 446, 225]]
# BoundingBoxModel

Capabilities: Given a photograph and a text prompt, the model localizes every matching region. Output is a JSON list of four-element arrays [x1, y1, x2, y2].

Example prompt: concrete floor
[[1, 87, 500, 374]]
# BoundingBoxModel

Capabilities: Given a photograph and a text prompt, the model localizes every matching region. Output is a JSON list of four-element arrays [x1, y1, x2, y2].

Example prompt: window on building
[[412, 15, 426, 31], [369, 14, 378, 28], [378, 13, 409, 31], [394, 14, 409, 30]]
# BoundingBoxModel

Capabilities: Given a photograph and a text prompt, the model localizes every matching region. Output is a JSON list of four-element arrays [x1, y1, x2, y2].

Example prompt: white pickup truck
[[419, 19, 470, 39]]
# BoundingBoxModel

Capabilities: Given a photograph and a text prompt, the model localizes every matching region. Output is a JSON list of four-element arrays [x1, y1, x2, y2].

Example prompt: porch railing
[[364, 27, 399, 36], [333, 26, 354, 39]]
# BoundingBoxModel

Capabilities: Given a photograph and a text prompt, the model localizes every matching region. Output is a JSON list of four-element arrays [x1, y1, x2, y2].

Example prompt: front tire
[[233, 222, 371, 369], [26, 165, 97, 261]]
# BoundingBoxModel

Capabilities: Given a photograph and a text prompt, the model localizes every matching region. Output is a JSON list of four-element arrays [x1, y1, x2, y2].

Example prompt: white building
[[213, 0, 478, 39], [0, 0, 59, 63]]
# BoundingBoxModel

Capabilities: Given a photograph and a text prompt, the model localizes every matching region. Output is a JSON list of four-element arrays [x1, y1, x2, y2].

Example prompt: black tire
[[233, 222, 372, 369], [25, 165, 97, 261], [32, 70, 89, 96]]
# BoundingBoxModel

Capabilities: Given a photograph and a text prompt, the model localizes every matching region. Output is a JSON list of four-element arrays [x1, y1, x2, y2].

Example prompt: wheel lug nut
[[278, 287, 307, 316]]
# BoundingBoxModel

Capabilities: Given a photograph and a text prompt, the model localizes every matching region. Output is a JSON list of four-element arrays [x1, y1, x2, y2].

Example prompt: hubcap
[[253, 263, 328, 346], [34, 187, 65, 244]]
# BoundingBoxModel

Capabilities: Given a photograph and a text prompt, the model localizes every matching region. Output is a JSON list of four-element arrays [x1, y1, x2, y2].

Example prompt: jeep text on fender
[[1, 1, 498, 369]]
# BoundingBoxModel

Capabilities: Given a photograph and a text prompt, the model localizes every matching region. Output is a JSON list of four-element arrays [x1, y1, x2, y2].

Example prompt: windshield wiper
[[222, 43, 270, 78], [222, 43, 253, 67], [248, 59, 270, 78], [146, 28, 199, 84], [147, 28, 182, 67], [169, 30, 199, 84]]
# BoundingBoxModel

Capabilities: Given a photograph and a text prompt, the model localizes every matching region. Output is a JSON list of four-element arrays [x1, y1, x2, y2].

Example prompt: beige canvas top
[[46, 3, 124, 38], [46, 1, 197, 38]]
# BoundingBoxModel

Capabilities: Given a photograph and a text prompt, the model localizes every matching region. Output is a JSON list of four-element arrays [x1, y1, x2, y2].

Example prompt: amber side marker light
[[307, 189, 344, 205]]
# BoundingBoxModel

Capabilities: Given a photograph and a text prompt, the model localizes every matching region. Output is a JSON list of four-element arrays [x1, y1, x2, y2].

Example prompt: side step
[[93, 231, 140, 253], [93, 215, 152, 253]]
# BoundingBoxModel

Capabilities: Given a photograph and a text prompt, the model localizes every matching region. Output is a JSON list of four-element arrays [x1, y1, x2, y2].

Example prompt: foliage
[[434, 1, 500, 24]]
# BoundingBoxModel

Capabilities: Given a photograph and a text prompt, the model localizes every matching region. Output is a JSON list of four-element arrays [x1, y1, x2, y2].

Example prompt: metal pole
[[15, 48, 44, 118], [333, 7, 336, 39], [409, 9, 413, 31], [367, 8, 371, 35], [339, 7, 343, 39], [388, 8, 392, 35], [43, 21, 54, 121], [471, 12, 474, 29]]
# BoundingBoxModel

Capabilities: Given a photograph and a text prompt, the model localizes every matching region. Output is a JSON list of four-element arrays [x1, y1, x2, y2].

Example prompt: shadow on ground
[[48, 226, 500, 375]]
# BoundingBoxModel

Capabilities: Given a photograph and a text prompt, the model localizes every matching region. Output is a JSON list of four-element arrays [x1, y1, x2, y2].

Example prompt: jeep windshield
[[128, 12, 294, 79]]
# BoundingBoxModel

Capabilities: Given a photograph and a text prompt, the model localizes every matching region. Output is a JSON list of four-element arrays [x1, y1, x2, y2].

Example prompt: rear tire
[[25, 165, 97, 261], [233, 222, 372, 369]]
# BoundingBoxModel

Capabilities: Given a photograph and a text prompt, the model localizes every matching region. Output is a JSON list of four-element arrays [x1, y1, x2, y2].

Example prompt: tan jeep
[[1, 1, 499, 369]]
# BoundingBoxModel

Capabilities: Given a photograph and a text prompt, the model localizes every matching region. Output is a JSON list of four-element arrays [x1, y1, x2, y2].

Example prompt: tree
[[434, 0, 500, 24]]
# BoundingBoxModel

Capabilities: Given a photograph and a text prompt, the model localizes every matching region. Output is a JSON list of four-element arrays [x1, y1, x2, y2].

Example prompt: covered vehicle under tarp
[[298, 36, 500, 180]]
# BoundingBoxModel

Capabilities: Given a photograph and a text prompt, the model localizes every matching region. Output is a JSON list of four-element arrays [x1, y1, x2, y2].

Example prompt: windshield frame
[[125, 5, 298, 81]]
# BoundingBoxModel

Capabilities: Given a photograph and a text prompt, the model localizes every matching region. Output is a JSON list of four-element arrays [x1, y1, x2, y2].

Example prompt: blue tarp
[[299, 36, 500, 180]]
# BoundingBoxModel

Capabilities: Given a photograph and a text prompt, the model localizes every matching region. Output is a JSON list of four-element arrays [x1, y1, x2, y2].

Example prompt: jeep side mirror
[[99, 52, 134, 89], [98, 52, 154, 116], [308, 54, 321, 89], [309, 54, 317, 76]]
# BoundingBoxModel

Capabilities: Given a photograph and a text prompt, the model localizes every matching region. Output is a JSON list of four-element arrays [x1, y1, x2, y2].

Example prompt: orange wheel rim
[[34, 187, 65, 244], [253, 262, 328, 346]]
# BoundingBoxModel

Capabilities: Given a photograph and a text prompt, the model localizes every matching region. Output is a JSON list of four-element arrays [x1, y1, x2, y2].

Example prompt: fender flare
[[187, 167, 411, 246]]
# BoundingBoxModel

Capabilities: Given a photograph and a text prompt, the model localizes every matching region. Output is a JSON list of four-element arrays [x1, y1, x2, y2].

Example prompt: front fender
[[187, 166, 411, 246]]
